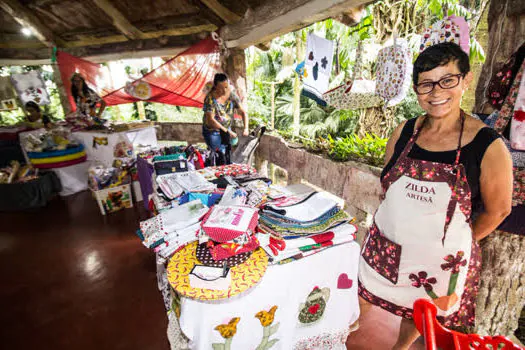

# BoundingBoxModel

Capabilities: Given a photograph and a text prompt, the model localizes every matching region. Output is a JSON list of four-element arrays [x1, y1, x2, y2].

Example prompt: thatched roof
[[0, 0, 368, 64]]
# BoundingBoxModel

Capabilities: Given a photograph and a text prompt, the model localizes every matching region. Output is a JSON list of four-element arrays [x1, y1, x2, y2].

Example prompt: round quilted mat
[[195, 243, 252, 268], [167, 241, 268, 300]]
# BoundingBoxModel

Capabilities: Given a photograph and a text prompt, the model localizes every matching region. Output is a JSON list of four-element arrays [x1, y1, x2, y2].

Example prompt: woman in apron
[[357, 43, 514, 349]]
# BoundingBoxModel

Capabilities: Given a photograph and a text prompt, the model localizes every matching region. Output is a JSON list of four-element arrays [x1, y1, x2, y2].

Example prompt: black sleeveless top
[[382, 117, 501, 214]]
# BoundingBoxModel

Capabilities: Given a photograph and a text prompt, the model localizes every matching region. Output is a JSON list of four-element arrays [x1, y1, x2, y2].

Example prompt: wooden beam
[[0, 0, 64, 47], [199, 0, 241, 24], [0, 33, 202, 65], [91, 0, 145, 40], [222, 0, 370, 49], [61, 24, 216, 48]]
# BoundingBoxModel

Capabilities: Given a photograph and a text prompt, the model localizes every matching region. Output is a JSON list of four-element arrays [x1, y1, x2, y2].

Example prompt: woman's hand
[[242, 127, 249, 137], [228, 130, 237, 139]]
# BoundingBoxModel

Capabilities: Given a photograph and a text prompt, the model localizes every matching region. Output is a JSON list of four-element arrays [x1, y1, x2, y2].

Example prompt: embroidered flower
[[409, 271, 437, 292], [441, 251, 467, 274], [215, 317, 240, 339], [255, 306, 277, 327]]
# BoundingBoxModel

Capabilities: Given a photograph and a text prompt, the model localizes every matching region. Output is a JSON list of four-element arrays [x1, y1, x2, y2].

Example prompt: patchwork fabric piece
[[11, 70, 51, 105], [212, 317, 240, 350], [255, 306, 280, 349], [513, 167, 525, 207], [195, 242, 252, 267], [139, 200, 208, 248], [375, 39, 413, 107], [483, 111, 525, 167], [510, 61, 525, 151], [302, 33, 334, 106], [419, 16, 469, 54], [167, 242, 268, 300], [486, 42, 525, 109], [324, 80, 383, 110], [201, 205, 259, 243], [206, 233, 260, 261], [298, 287, 331, 324]]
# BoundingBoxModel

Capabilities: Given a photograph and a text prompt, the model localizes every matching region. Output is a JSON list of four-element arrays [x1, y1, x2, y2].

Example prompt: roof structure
[[0, 0, 368, 64]]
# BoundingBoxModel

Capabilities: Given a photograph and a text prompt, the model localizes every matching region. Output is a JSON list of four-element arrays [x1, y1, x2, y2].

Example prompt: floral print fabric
[[375, 39, 412, 107]]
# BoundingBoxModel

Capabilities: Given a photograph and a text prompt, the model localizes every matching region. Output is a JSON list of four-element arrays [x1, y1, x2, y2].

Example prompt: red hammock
[[56, 36, 220, 111]]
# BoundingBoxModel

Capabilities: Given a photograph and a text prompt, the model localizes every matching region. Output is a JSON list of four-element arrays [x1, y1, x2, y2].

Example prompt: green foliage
[[329, 133, 387, 167]]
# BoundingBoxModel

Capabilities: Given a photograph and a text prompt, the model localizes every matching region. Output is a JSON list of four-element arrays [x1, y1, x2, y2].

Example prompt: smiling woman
[[351, 42, 514, 350]]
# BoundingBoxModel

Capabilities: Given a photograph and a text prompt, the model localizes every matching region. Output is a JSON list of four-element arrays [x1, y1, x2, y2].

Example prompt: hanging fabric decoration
[[10, 71, 50, 106], [56, 35, 220, 110], [419, 15, 470, 55], [302, 33, 334, 106], [485, 43, 525, 110], [375, 38, 413, 107], [0, 76, 18, 111], [510, 62, 525, 151], [323, 41, 382, 110]]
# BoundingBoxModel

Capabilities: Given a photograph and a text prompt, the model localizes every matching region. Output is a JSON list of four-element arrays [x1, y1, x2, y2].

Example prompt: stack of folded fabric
[[200, 204, 260, 263], [157, 171, 216, 200], [259, 192, 350, 237], [258, 191, 355, 264], [136, 200, 209, 257]]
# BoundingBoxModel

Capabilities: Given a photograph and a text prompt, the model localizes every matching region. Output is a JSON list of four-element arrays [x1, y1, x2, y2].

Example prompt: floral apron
[[358, 111, 481, 328]]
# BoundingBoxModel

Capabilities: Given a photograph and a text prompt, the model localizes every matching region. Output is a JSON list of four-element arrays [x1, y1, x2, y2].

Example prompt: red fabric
[[413, 299, 523, 350], [56, 36, 220, 110]]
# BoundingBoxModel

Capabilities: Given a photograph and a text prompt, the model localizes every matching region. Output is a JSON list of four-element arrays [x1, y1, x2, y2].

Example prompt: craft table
[[72, 126, 157, 167], [164, 241, 360, 350]]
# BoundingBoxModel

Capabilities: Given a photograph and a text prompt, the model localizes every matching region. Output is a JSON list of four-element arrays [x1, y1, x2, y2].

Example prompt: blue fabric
[[179, 192, 223, 206], [202, 126, 226, 153], [27, 144, 84, 159]]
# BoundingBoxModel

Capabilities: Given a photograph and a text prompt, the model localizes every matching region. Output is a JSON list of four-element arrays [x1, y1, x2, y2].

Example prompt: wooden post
[[292, 30, 303, 135], [221, 47, 247, 129], [270, 82, 275, 129]]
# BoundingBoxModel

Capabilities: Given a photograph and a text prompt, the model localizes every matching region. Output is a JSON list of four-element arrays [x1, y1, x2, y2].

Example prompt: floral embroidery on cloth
[[212, 317, 240, 350], [255, 306, 280, 349], [513, 167, 525, 206], [298, 287, 331, 324]]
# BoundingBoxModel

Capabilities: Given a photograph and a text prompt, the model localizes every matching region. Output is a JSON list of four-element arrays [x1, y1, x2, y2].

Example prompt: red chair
[[413, 299, 523, 350]]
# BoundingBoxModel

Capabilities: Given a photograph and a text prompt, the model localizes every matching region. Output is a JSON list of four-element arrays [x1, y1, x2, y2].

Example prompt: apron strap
[[396, 115, 427, 162]]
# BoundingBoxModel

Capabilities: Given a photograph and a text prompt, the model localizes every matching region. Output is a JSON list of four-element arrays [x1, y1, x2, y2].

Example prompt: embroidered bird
[[255, 306, 278, 327], [214, 317, 240, 339]]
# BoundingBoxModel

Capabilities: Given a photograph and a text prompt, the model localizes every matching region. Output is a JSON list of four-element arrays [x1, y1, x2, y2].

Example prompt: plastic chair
[[413, 299, 523, 350]]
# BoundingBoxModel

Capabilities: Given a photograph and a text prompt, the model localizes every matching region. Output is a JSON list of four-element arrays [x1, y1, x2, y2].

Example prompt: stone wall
[[156, 123, 382, 240]]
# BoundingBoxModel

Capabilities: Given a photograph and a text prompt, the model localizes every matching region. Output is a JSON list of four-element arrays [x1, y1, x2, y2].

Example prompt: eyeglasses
[[414, 73, 465, 95]]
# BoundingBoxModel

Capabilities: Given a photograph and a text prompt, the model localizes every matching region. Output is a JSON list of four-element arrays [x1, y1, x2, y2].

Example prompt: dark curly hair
[[413, 43, 470, 84]]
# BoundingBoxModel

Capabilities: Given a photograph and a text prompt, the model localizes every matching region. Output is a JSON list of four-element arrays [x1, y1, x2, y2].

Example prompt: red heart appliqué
[[308, 303, 320, 314], [337, 273, 353, 289]]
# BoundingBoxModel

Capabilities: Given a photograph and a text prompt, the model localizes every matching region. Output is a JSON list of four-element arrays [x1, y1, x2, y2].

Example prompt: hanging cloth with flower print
[[358, 111, 481, 329]]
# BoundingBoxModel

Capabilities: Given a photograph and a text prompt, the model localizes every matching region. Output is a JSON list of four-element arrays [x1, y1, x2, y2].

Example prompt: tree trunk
[[475, 231, 525, 341], [472, 1, 525, 342], [221, 48, 248, 129], [474, 0, 525, 113]]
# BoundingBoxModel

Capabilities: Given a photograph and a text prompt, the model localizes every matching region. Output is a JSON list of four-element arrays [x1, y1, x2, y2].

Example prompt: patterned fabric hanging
[[419, 15, 470, 54], [375, 38, 413, 107]]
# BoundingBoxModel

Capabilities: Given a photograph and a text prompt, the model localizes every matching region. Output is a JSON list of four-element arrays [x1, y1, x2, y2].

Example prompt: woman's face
[[415, 61, 472, 119], [26, 107, 40, 122], [214, 81, 229, 97], [73, 76, 84, 89]]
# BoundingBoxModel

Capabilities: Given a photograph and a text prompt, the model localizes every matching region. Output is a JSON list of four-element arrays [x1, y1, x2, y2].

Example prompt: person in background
[[24, 101, 51, 129], [354, 43, 513, 349], [70, 73, 106, 124], [202, 73, 249, 165]]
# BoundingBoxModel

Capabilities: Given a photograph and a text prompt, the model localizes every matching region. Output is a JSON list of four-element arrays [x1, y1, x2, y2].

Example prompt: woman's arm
[[236, 105, 249, 136], [97, 99, 106, 118], [472, 138, 513, 241]]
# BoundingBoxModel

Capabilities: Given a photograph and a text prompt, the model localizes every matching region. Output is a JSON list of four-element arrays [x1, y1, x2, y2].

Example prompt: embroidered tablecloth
[[172, 241, 360, 350]]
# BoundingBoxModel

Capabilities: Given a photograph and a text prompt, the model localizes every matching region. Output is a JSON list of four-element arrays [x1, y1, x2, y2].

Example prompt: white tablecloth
[[174, 242, 360, 350], [72, 126, 157, 167]]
